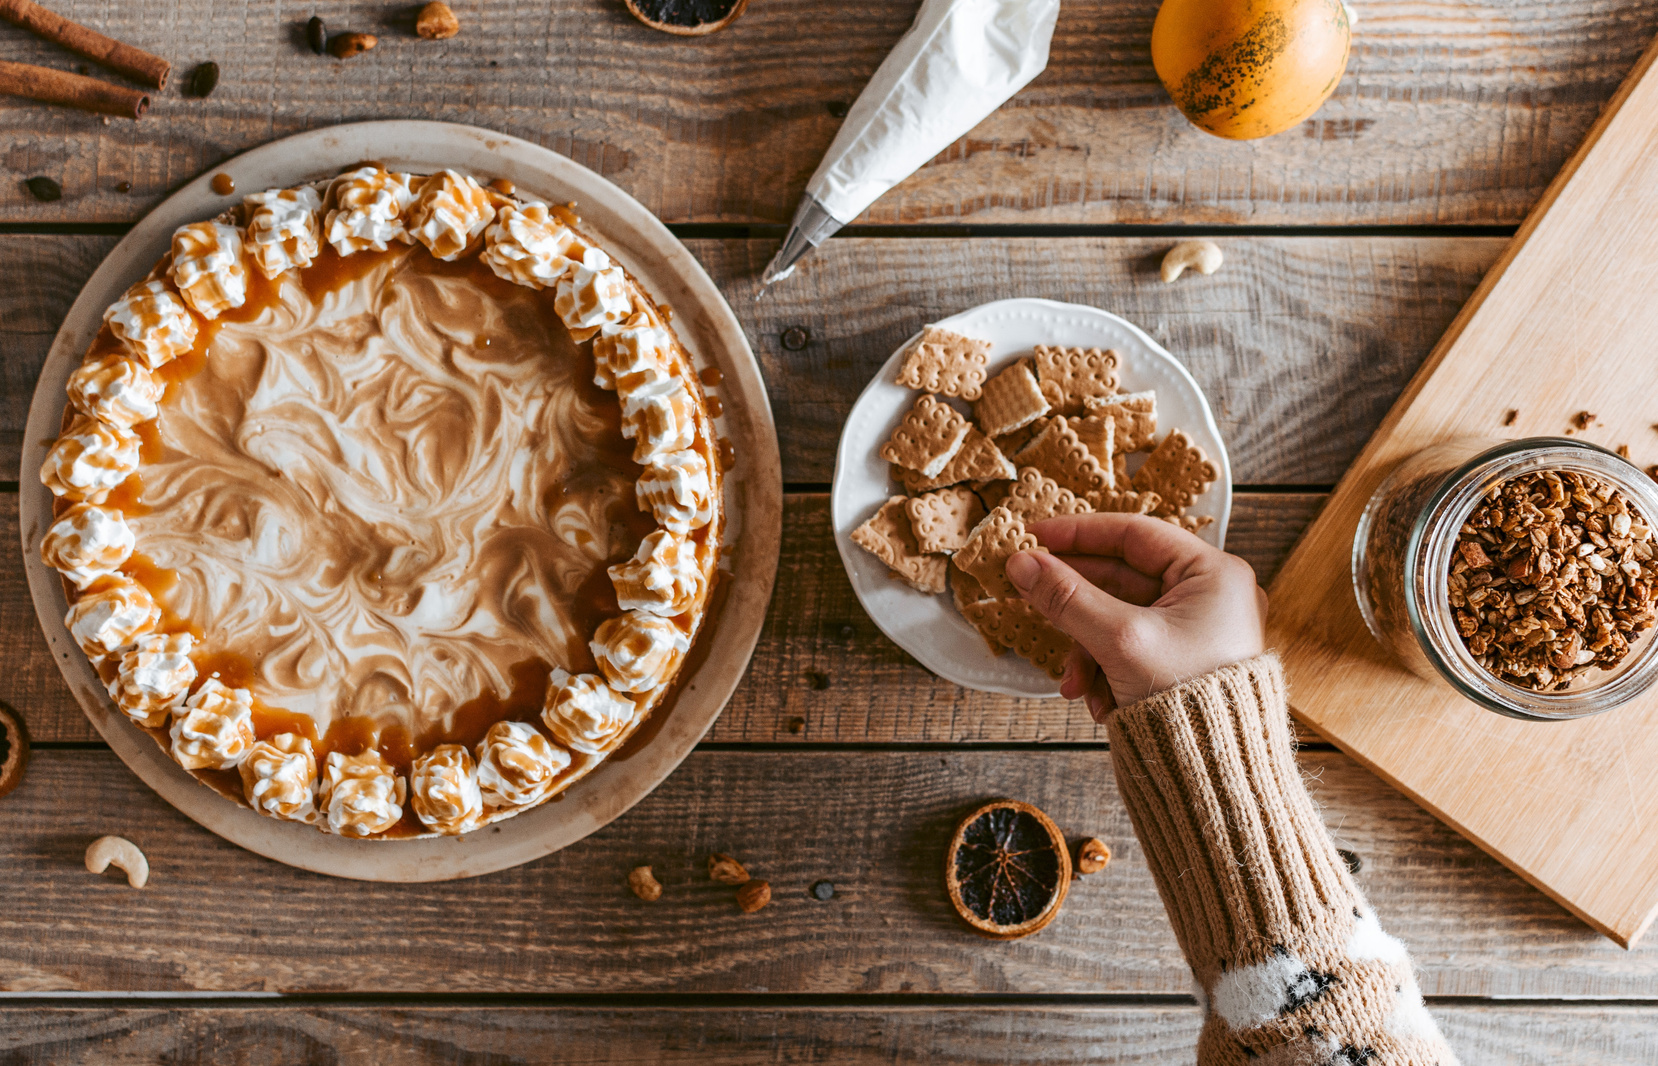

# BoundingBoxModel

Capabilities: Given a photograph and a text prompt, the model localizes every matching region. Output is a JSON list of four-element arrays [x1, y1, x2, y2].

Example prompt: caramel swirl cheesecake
[[40, 166, 723, 838]]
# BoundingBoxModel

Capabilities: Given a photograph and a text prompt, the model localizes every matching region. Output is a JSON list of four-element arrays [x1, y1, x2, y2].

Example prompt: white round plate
[[832, 298, 1232, 699], [21, 121, 782, 881]]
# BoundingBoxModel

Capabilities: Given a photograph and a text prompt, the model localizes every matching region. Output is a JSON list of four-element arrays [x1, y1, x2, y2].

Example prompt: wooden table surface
[[2, 2, 1657, 1062]]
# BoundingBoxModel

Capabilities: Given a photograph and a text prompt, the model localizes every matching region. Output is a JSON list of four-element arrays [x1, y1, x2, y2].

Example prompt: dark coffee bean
[[114, 180, 132, 194], [786, 716, 805, 734], [780, 326, 809, 351], [24, 176, 61, 202], [307, 16, 327, 54], [188, 61, 220, 98], [827, 101, 850, 118], [809, 880, 835, 900], [804, 670, 829, 691], [1337, 848, 1362, 875], [837, 624, 854, 641]]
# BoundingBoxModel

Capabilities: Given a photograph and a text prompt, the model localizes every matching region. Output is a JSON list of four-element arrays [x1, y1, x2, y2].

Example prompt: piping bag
[[759, 0, 1060, 292]]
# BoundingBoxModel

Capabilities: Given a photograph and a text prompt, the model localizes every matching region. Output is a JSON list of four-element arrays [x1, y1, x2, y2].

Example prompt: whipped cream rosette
[[170, 678, 257, 771], [481, 201, 581, 288], [240, 733, 320, 823], [170, 221, 247, 319], [476, 720, 571, 810], [543, 669, 641, 755], [411, 744, 485, 834], [40, 166, 724, 838], [324, 166, 416, 255], [110, 631, 197, 728], [594, 313, 674, 392], [65, 575, 159, 658], [104, 279, 196, 369], [554, 247, 632, 340], [407, 169, 497, 261], [67, 353, 163, 428], [320, 750, 406, 837], [42, 502, 135, 589], [244, 186, 323, 279], [40, 416, 141, 503]]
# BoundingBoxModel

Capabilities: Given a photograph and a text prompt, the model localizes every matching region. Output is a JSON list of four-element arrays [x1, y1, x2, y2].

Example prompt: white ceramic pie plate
[[20, 121, 782, 881], [832, 298, 1232, 699]]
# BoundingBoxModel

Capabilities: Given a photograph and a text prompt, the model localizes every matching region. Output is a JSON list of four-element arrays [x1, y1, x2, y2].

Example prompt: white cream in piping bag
[[761, 0, 1059, 288]]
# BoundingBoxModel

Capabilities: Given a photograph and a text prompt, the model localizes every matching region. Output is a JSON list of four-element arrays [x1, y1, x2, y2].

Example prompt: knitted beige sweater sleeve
[[1107, 654, 1460, 1066]]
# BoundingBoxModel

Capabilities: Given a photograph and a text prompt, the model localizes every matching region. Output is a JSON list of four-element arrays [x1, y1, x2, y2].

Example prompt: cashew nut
[[627, 864, 662, 901], [85, 835, 148, 888], [1160, 240, 1224, 283]]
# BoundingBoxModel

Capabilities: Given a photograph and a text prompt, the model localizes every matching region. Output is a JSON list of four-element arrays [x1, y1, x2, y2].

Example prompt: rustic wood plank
[[0, 235, 1503, 484], [0, 2, 1652, 226], [2, 748, 1655, 996], [5, 491, 1326, 746], [1, 1003, 1655, 1065]]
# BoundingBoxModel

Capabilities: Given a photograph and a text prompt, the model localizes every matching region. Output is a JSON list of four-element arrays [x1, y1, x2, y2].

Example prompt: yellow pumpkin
[[1151, 0, 1352, 140]]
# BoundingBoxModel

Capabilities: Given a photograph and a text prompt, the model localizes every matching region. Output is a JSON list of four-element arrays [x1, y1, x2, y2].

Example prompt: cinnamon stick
[[0, 0, 169, 90], [0, 61, 147, 118]]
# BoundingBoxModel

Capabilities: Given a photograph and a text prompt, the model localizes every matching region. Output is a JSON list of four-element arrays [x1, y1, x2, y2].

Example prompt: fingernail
[[1005, 551, 1039, 590]]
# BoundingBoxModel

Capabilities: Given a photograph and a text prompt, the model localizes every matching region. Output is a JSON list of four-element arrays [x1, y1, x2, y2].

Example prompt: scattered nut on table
[[85, 836, 148, 888], [328, 32, 378, 59], [416, 2, 460, 39], [736, 879, 771, 913], [628, 865, 663, 901], [1160, 239, 1223, 283], [1076, 837, 1111, 875], [708, 852, 751, 885]]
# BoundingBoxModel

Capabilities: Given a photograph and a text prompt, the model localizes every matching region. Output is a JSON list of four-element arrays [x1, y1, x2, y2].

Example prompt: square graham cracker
[[895, 326, 990, 401], [1000, 466, 1094, 523]]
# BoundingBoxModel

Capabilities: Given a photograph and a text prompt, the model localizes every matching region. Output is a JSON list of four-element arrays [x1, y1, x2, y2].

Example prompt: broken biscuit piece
[[1086, 391, 1157, 453], [880, 394, 972, 478], [1012, 418, 1112, 501], [851, 496, 947, 593], [1000, 466, 1094, 523], [955, 505, 1043, 600], [975, 359, 1051, 438], [1132, 430, 1219, 514], [906, 486, 986, 554], [896, 426, 1015, 493], [960, 598, 1073, 680], [1032, 346, 1119, 416]]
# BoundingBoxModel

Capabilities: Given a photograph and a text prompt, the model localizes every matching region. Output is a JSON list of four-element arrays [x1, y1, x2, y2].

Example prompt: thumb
[[1005, 550, 1136, 655]]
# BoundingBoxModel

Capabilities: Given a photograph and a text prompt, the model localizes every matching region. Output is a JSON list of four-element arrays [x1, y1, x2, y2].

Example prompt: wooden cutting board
[[1268, 31, 1658, 947]]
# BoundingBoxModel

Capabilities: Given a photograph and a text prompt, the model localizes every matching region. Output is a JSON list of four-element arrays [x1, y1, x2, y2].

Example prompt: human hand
[[1003, 513, 1267, 721]]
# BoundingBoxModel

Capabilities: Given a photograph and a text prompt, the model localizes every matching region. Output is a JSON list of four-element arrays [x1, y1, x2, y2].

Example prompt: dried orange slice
[[946, 798, 1071, 939], [0, 704, 29, 800]]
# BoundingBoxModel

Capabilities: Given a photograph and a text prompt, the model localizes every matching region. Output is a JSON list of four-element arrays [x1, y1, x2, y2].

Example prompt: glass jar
[[1352, 437, 1658, 720]]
